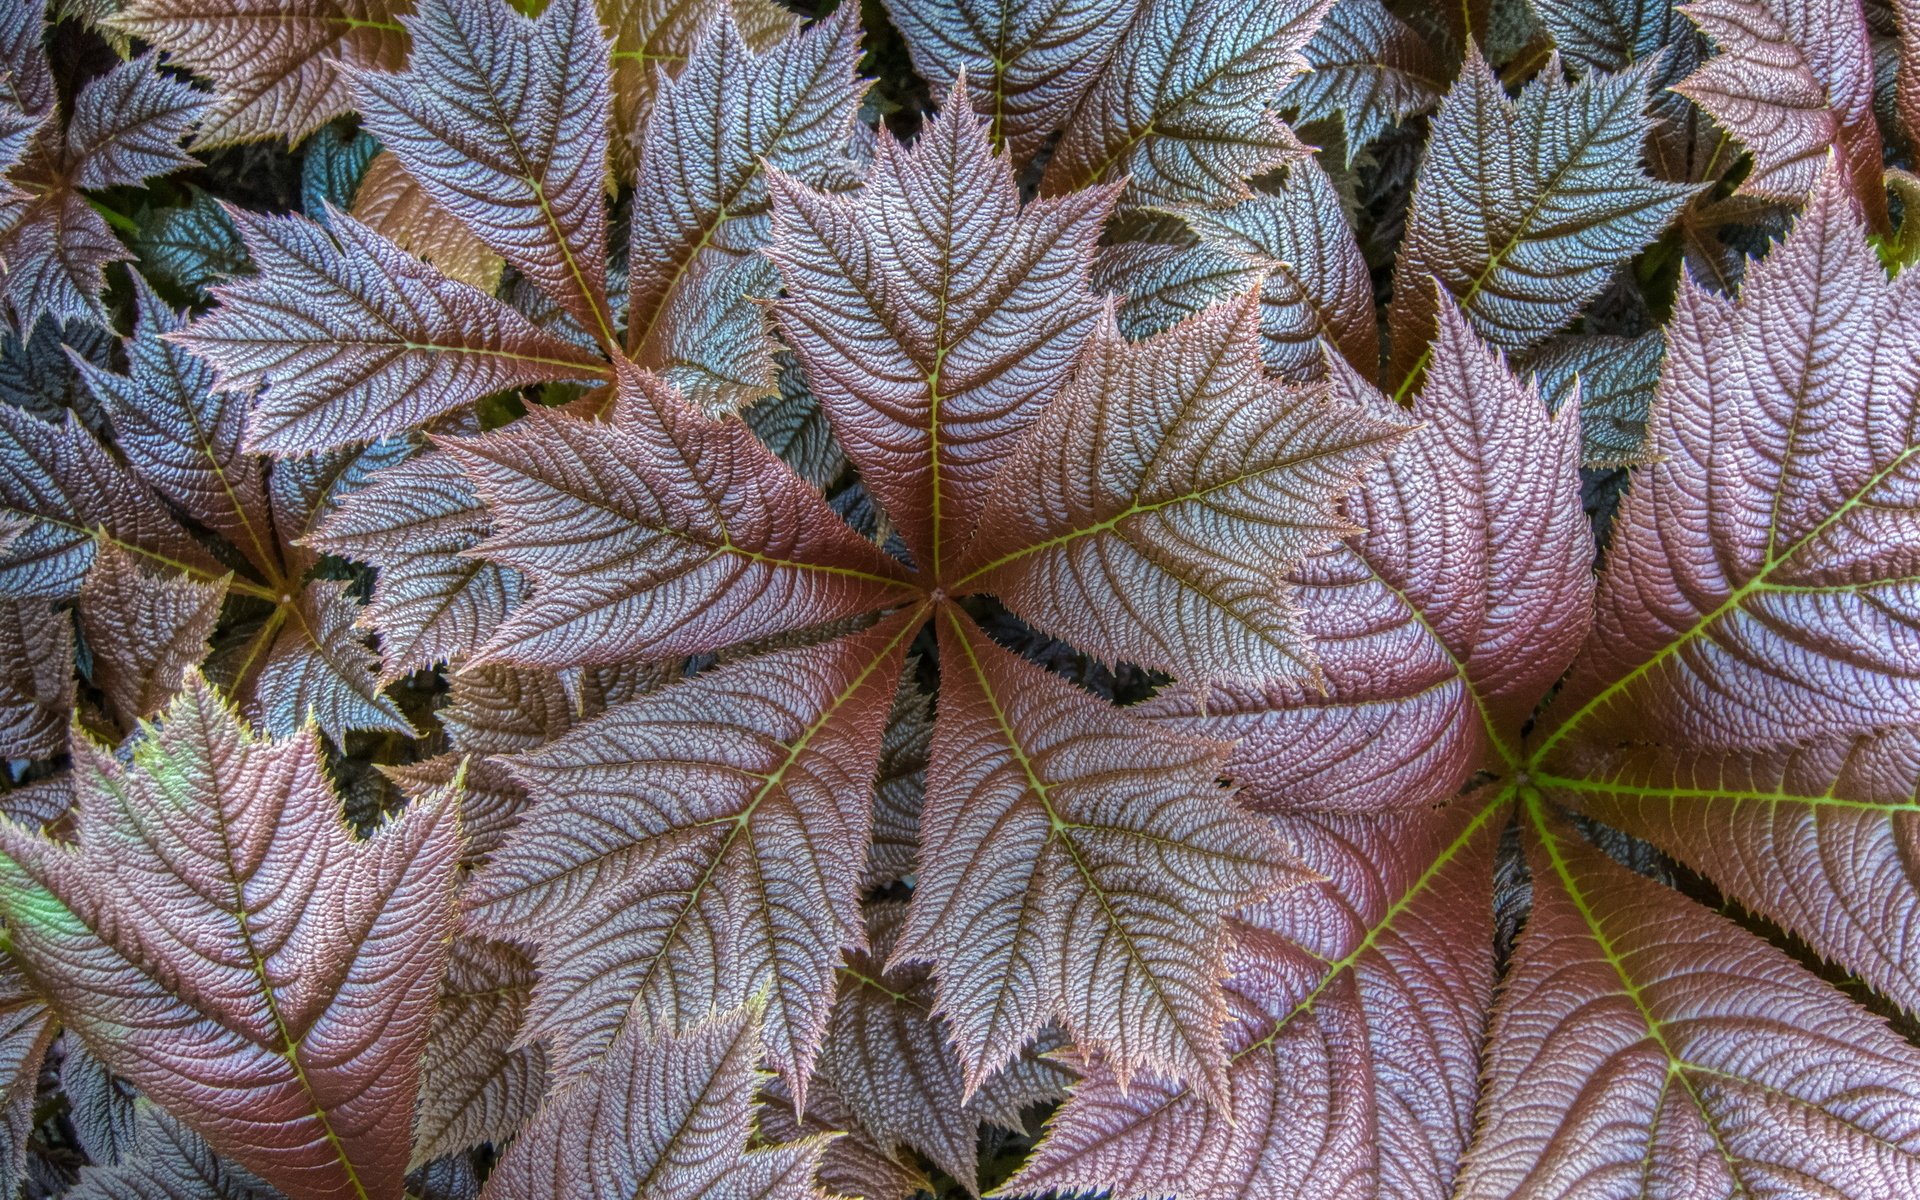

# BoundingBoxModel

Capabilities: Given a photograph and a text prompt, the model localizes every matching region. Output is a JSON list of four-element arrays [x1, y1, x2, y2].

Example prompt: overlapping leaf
[[884, 0, 1136, 165], [410, 938, 549, 1167], [0, 50, 206, 329], [465, 615, 916, 1093], [1005, 798, 1503, 1200], [78, 544, 225, 729], [0, 675, 460, 1200], [0, 593, 70, 758], [1455, 801, 1920, 1197], [66, 1101, 276, 1200], [178, 206, 607, 456], [770, 83, 1116, 579], [480, 1003, 831, 1200], [1095, 159, 1378, 378], [955, 294, 1405, 685], [113, 0, 409, 147], [1676, 0, 1887, 226], [350, 151, 502, 291], [354, 0, 618, 348], [1281, 0, 1443, 162], [1039, 0, 1335, 207], [444, 363, 914, 668], [1386, 48, 1692, 393], [896, 609, 1303, 1103], [625, 6, 867, 413]]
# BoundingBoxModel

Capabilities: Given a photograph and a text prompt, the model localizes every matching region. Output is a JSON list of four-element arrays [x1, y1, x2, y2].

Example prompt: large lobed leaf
[[0, 675, 459, 1200]]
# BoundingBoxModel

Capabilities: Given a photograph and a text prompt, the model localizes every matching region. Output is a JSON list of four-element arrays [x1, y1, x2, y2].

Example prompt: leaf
[[112, 0, 409, 148], [0, 957, 55, 1200], [769, 81, 1117, 579], [465, 614, 916, 1094], [1176, 159, 1379, 378], [896, 608, 1303, 1102], [350, 151, 503, 292], [0, 593, 70, 758], [1522, 329, 1663, 466], [411, 938, 549, 1167], [129, 187, 250, 302], [63, 1041, 140, 1168], [256, 579, 418, 739], [1455, 797, 1920, 1198], [78, 543, 227, 729], [354, 0, 619, 350], [1386, 49, 1693, 394], [444, 363, 915, 669], [176, 206, 608, 456], [0, 674, 460, 1200], [1039, 0, 1334, 207], [599, 0, 796, 177], [310, 451, 523, 681], [625, 6, 867, 414], [65, 54, 208, 190], [757, 1074, 931, 1200], [0, 315, 113, 432], [66, 1101, 277, 1200], [745, 350, 847, 490], [301, 122, 380, 220], [1281, 0, 1443, 163], [1541, 166, 1920, 754], [864, 671, 930, 888], [954, 294, 1406, 686], [1676, 0, 1888, 227], [77, 274, 275, 574], [1002, 796, 1503, 1200], [1533, 0, 1693, 72], [478, 1003, 832, 1200], [883, 0, 1137, 165], [827, 903, 1070, 1194], [1141, 300, 1590, 807], [0, 403, 220, 600]]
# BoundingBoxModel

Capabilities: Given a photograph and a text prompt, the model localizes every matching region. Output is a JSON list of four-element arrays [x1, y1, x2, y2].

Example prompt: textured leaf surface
[[1281, 0, 1442, 163], [411, 938, 549, 1167], [0, 593, 70, 759], [956, 295, 1405, 685], [254, 578, 417, 739], [128, 187, 250, 303], [0, 961, 53, 1200], [758, 1074, 930, 1200], [1676, 0, 1887, 226], [1006, 797, 1502, 1200], [828, 904, 1073, 1193], [1455, 799, 1920, 1198], [446, 363, 914, 668], [884, 0, 1136, 165], [1533, 0, 1690, 72], [0, 675, 460, 1200], [177, 207, 607, 455], [1543, 730, 1920, 1017], [1387, 50, 1692, 392], [354, 0, 618, 349], [770, 84, 1115, 579], [466, 615, 915, 1092], [1543, 166, 1920, 753], [0, 403, 219, 600], [480, 1004, 829, 1200], [113, 0, 409, 147], [897, 610, 1302, 1102], [1040, 0, 1333, 207], [626, 7, 866, 414], [1139, 302, 1589, 808], [78, 544, 226, 729], [1523, 330, 1663, 466], [350, 151, 502, 292], [310, 451, 522, 681], [66, 1101, 276, 1200], [65, 54, 208, 190]]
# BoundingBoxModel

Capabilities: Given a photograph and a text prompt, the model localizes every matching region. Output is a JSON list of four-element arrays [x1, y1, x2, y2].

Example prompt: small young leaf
[[1282, 0, 1443, 163]]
